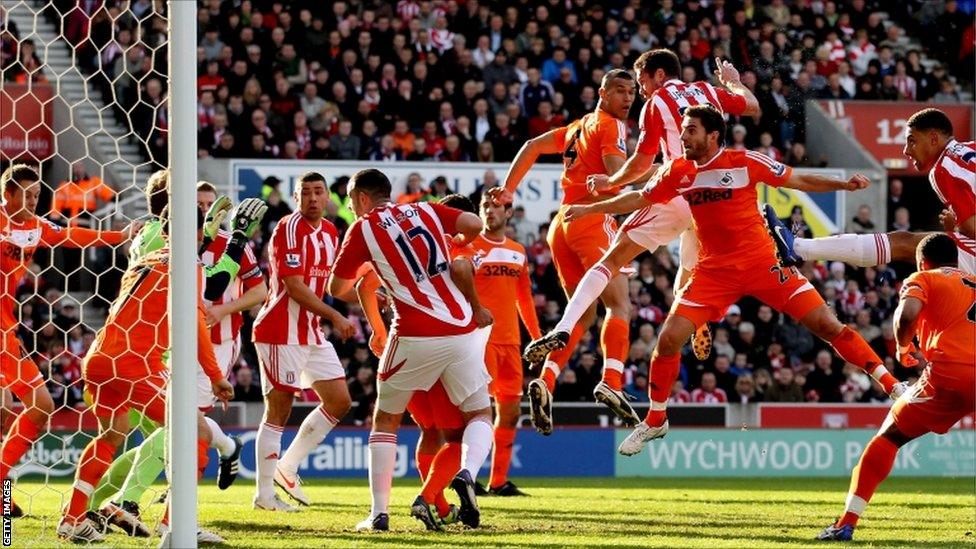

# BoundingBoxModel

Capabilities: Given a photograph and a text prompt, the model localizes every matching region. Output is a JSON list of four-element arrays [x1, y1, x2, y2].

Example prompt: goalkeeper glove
[[199, 195, 232, 255], [230, 198, 268, 244]]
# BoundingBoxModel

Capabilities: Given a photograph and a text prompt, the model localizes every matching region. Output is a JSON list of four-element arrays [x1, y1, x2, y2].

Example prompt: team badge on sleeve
[[285, 253, 301, 268]]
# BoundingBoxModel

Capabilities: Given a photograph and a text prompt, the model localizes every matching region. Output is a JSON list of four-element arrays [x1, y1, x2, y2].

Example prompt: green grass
[[8, 477, 976, 547]]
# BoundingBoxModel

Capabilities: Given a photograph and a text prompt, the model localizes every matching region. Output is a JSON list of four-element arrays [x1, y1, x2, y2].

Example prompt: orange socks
[[646, 353, 680, 426], [837, 436, 899, 528], [66, 438, 116, 520], [416, 449, 435, 481], [421, 442, 461, 518], [489, 426, 516, 489], [830, 327, 896, 393], [601, 317, 629, 390], [1, 412, 40, 483]]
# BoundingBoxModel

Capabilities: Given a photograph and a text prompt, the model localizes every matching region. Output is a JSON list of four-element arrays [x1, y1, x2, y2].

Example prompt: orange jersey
[[1, 204, 125, 328], [466, 234, 541, 345], [85, 248, 221, 382], [641, 149, 792, 268], [900, 268, 976, 370], [552, 109, 628, 205]]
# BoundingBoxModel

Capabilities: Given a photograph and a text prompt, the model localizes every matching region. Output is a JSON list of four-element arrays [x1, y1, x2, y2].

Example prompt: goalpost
[[164, 1, 198, 547]]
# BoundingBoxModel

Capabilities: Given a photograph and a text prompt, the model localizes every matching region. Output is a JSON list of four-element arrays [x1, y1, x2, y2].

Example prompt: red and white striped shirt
[[929, 139, 976, 258], [636, 79, 748, 161], [253, 213, 339, 346], [201, 232, 263, 344], [690, 387, 728, 403], [332, 202, 475, 337], [396, 0, 420, 24]]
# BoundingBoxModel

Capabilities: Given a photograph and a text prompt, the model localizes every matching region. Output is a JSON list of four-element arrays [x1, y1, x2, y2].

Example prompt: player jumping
[[818, 234, 975, 541], [560, 105, 907, 455], [328, 169, 496, 531], [0, 164, 138, 519], [502, 51, 759, 433], [251, 171, 356, 511], [768, 108, 975, 275]]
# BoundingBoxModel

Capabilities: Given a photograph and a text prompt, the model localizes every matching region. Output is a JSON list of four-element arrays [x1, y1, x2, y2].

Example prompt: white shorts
[[376, 327, 492, 414], [620, 195, 699, 269], [197, 337, 241, 409], [255, 342, 345, 395]]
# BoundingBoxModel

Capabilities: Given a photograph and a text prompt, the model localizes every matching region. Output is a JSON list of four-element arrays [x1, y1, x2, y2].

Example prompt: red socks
[[1, 412, 41, 483], [489, 426, 516, 489], [646, 353, 680, 426], [837, 435, 899, 528]]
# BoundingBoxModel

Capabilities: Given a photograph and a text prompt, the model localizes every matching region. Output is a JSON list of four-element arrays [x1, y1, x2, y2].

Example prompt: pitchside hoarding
[[228, 159, 846, 236], [14, 427, 972, 479]]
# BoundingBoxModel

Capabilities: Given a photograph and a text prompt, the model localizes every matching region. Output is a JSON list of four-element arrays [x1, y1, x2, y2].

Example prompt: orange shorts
[[889, 366, 975, 439], [485, 343, 522, 402], [84, 353, 167, 421], [407, 380, 464, 430], [1, 330, 44, 397], [547, 206, 617, 291], [674, 259, 824, 327]]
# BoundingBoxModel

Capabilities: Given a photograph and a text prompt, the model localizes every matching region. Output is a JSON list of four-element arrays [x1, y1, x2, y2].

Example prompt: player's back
[[468, 235, 529, 345], [89, 249, 170, 373], [901, 267, 976, 369], [559, 109, 628, 205], [353, 201, 473, 337]]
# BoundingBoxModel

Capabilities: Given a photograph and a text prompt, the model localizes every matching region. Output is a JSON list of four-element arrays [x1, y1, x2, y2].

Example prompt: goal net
[[1, 0, 179, 544]]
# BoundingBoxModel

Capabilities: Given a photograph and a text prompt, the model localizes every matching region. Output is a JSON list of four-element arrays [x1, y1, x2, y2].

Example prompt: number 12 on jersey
[[394, 225, 448, 283]]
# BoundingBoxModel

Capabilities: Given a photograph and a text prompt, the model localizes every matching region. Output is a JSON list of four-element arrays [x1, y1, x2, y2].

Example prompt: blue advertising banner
[[202, 427, 615, 480]]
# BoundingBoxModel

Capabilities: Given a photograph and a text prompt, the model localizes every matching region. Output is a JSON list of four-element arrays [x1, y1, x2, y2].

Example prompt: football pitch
[[9, 477, 975, 547]]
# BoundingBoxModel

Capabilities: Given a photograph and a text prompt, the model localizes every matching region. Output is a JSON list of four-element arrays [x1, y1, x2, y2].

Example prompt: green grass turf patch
[[8, 477, 975, 547]]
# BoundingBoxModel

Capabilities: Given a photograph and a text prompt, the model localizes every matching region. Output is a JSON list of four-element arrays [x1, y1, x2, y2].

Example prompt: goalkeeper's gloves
[[203, 198, 267, 301], [229, 198, 268, 247], [199, 195, 232, 255]]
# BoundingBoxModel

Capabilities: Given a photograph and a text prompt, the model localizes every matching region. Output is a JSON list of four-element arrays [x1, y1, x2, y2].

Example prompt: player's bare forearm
[[356, 272, 386, 335], [502, 131, 562, 194], [785, 173, 866, 193], [222, 282, 268, 315], [284, 275, 345, 323], [516, 280, 542, 339], [727, 81, 762, 117], [455, 212, 483, 243], [450, 258, 482, 309], [608, 153, 654, 188], [589, 190, 648, 216], [893, 297, 923, 347]]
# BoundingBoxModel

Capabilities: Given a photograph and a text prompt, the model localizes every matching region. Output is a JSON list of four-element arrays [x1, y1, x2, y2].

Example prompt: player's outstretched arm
[[516, 265, 542, 340], [453, 211, 483, 245], [41, 219, 141, 248], [783, 172, 870, 193], [565, 190, 649, 220], [492, 129, 564, 205], [713, 57, 761, 117], [355, 270, 388, 356], [893, 295, 924, 365]]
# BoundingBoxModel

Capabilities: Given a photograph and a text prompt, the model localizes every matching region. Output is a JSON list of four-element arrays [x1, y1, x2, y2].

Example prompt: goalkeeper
[[88, 170, 267, 537]]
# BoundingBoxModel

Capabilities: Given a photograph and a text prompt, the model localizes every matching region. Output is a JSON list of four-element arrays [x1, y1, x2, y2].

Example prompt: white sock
[[255, 422, 283, 500], [604, 358, 624, 375], [279, 406, 338, 474], [844, 493, 867, 515], [205, 416, 236, 457], [555, 265, 611, 333], [367, 432, 398, 516], [794, 234, 890, 267], [460, 418, 494, 480]]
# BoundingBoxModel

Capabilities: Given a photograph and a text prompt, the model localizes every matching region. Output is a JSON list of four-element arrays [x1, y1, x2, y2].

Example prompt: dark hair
[[684, 104, 727, 138], [600, 69, 635, 90], [349, 168, 392, 200], [145, 169, 169, 217], [633, 48, 680, 78], [917, 233, 958, 268], [907, 108, 954, 137], [196, 180, 218, 194], [297, 171, 327, 189], [159, 205, 205, 236], [439, 193, 475, 213], [0, 164, 39, 195]]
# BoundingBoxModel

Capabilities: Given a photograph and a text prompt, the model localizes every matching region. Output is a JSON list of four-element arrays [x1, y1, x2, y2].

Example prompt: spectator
[[232, 367, 262, 402], [891, 207, 910, 232], [765, 367, 804, 402], [849, 204, 876, 233], [624, 373, 650, 403], [733, 374, 762, 404], [669, 379, 691, 403], [388, 119, 416, 155], [541, 47, 576, 84], [805, 350, 845, 402], [330, 120, 361, 160], [690, 372, 728, 403]]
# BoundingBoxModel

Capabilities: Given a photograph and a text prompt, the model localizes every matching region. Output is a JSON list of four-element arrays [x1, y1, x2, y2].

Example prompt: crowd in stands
[[5, 0, 972, 419]]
